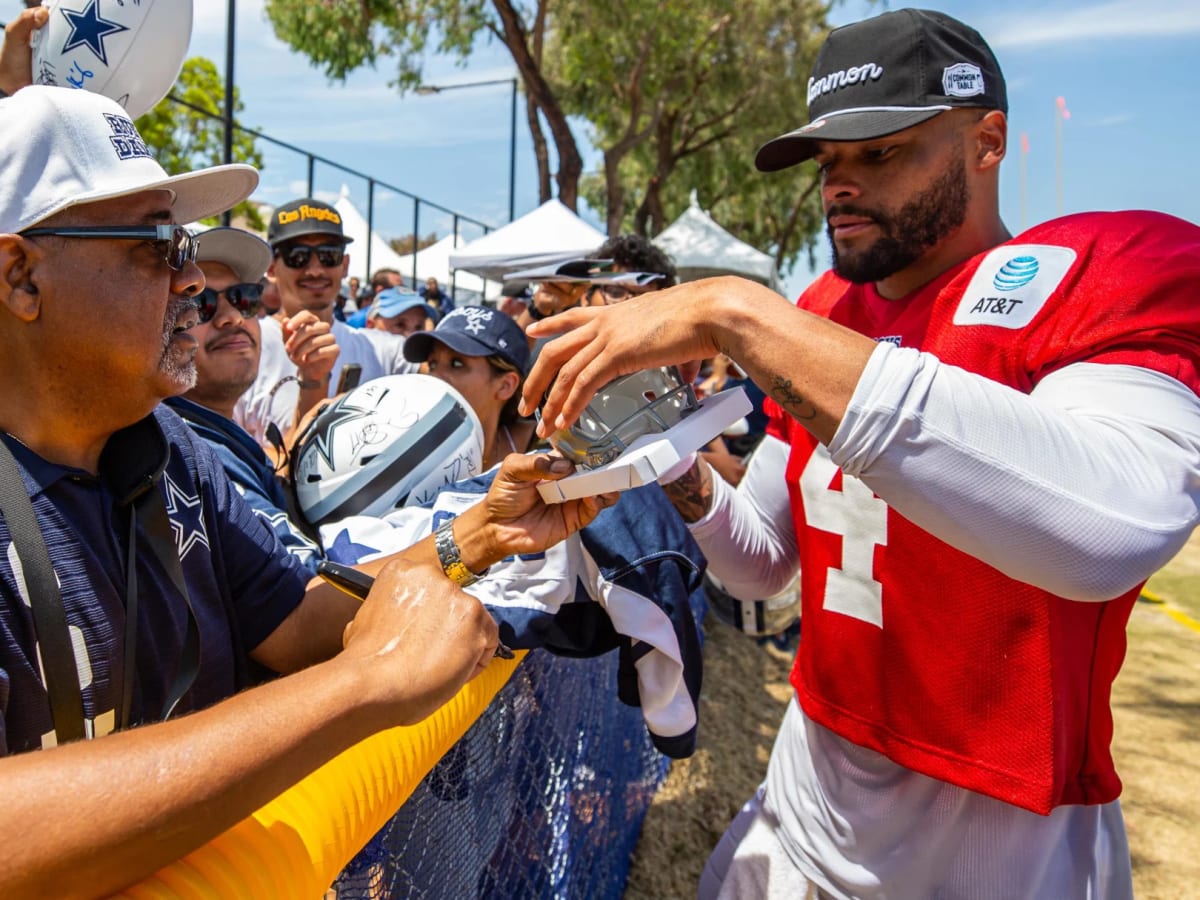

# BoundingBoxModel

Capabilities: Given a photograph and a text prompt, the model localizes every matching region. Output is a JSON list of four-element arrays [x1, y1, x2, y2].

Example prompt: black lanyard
[[0, 426, 200, 744]]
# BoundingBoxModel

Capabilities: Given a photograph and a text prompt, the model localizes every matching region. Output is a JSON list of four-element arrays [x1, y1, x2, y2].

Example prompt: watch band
[[434, 519, 486, 587]]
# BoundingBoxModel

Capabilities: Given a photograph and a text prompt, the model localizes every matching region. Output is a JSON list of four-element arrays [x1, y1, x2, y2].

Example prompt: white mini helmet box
[[31, 0, 194, 119], [293, 374, 485, 529]]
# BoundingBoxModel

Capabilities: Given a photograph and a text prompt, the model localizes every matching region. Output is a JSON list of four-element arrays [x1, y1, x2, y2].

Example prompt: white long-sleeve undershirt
[[689, 343, 1200, 602]]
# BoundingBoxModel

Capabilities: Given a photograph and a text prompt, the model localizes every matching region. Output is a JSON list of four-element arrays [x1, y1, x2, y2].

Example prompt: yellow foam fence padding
[[116, 653, 523, 899]]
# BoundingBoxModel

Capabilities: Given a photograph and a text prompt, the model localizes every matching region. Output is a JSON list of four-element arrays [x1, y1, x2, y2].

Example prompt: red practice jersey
[[770, 210, 1200, 814]]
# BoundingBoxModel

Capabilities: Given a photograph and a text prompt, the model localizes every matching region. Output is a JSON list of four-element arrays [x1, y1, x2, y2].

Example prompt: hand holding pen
[[318, 560, 515, 660]]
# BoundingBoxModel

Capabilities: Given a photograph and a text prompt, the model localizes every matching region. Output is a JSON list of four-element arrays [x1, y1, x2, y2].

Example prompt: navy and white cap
[[0, 86, 257, 233], [404, 306, 531, 375], [755, 9, 1007, 172]]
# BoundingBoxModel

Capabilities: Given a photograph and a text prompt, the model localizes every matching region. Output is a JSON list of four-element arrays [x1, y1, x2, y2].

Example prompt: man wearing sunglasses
[[164, 228, 321, 572], [235, 198, 414, 448], [0, 86, 613, 897]]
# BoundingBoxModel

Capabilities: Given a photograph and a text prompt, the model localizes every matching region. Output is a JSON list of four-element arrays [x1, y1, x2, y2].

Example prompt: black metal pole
[[366, 179, 375, 286], [411, 200, 420, 287], [221, 0, 236, 225], [450, 213, 459, 303], [508, 78, 517, 222]]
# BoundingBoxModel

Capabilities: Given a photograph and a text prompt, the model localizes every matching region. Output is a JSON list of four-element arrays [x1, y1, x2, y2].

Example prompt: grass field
[[627, 535, 1200, 898]]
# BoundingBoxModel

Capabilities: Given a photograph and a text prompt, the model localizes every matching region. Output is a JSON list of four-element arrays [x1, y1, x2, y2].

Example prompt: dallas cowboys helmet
[[32, 0, 193, 119], [703, 571, 800, 637], [293, 374, 484, 528], [542, 366, 699, 469]]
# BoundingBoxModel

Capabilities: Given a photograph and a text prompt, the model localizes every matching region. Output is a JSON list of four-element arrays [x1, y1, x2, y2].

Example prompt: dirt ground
[[626, 534, 1200, 899]]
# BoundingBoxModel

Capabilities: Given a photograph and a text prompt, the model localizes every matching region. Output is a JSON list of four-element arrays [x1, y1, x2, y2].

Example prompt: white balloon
[[31, 0, 193, 119]]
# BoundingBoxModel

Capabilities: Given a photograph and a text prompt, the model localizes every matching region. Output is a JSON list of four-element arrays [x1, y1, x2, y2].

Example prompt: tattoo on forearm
[[770, 376, 817, 421], [663, 458, 715, 523]]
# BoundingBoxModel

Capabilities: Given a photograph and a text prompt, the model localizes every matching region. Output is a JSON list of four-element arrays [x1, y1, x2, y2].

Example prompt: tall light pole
[[221, 0, 236, 226], [416, 77, 519, 222]]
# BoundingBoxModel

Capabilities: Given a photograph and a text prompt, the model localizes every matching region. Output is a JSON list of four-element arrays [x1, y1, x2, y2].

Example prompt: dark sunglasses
[[194, 282, 264, 323], [19, 223, 198, 271], [275, 243, 346, 269]]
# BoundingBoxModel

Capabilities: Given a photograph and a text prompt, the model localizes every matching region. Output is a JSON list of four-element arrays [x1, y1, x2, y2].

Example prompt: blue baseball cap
[[403, 306, 530, 375], [372, 288, 437, 322]]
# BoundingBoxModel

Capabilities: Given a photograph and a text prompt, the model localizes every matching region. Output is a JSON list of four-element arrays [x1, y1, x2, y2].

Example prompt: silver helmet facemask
[[540, 366, 700, 470]]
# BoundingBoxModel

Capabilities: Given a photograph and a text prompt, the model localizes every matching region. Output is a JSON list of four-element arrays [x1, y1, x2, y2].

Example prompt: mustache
[[825, 203, 881, 225], [162, 295, 197, 344], [205, 328, 257, 352]]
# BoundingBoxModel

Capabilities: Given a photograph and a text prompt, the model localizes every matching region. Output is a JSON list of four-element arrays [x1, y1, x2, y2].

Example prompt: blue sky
[[14, 0, 1200, 297]]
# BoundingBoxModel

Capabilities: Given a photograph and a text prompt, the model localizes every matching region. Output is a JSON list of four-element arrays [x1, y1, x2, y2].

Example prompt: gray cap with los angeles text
[[755, 9, 1007, 172]]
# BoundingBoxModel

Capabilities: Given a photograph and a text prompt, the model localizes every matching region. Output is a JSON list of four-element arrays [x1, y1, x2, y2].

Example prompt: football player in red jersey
[[521, 8, 1200, 899]]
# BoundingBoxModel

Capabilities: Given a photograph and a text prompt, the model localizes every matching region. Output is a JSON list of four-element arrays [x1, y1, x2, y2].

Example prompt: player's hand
[[0, 6, 49, 97], [519, 280, 730, 438], [282, 311, 339, 387], [340, 559, 499, 725], [462, 453, 618, 565]]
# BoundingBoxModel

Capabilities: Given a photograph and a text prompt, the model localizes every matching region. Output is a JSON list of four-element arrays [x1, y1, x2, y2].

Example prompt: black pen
[[317, 560, 515, 659]]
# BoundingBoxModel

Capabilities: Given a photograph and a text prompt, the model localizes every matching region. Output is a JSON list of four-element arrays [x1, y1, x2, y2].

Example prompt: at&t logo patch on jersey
[[952, 245, 1077, 329]]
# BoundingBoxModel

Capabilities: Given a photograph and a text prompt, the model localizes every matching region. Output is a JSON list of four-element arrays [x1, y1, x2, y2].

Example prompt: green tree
[[135, 57, 265, 230], [554, 0, 830, 275], [263, 0, 583, 210], [263, 0, 834, 274]]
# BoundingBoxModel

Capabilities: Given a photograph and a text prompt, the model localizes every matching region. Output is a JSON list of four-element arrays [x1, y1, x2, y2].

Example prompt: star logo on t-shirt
[[251, 506, 319, 564], [324, 527, 381, 564], [162, 472, 211, 561], [59, 0, 129, 66]]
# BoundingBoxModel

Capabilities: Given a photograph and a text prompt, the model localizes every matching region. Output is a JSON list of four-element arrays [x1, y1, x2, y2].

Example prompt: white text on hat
[[807, 63, 884, 105]]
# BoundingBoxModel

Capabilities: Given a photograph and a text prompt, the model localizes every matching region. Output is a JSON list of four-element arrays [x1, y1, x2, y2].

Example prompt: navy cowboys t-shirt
[[0, 407, 308, 754]]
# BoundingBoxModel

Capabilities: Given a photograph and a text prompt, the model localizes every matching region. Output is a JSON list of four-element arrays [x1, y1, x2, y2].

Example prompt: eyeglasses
[[19, 224, 198, 271], [275, 243, 346, 269], [194, 282, 264, 323]]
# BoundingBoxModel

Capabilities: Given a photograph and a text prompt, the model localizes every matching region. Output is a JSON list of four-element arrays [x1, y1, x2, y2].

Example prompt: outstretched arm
[[520, 276, 875, 447], [0, 559, 495, 900], [252, 450, 618, 675]]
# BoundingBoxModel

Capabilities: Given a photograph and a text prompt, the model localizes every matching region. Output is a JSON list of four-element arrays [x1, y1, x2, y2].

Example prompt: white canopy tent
[[332, 186, 409, 283], [392, 233, 498, 301], [448, 199, 607, 283], [333, 187, 498, 302], [654, 194, 782, 292]]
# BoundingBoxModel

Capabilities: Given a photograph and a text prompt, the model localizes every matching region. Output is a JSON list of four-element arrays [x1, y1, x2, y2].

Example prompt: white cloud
[[984, 0, 1200, 48], [1090, 113, 1134, 127]]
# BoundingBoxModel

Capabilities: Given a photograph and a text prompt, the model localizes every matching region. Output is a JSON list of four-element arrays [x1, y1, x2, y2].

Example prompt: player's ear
[[975, 110, 1007, 171]]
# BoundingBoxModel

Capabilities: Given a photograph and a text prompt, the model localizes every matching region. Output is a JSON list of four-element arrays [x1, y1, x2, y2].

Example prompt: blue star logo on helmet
[[993, 256, 1040, 291], [59, 0, 129, 67]]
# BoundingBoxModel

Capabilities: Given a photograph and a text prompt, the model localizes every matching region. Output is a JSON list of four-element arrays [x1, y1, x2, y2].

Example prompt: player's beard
[[828, 154, 969, 285]]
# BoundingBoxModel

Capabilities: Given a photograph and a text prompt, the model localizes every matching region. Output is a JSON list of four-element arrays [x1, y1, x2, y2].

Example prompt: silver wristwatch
[[434, 519, 486, 587]]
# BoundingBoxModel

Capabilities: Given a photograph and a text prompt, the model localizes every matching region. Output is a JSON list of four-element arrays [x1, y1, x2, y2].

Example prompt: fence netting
[[333, 640, 688, 899]]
